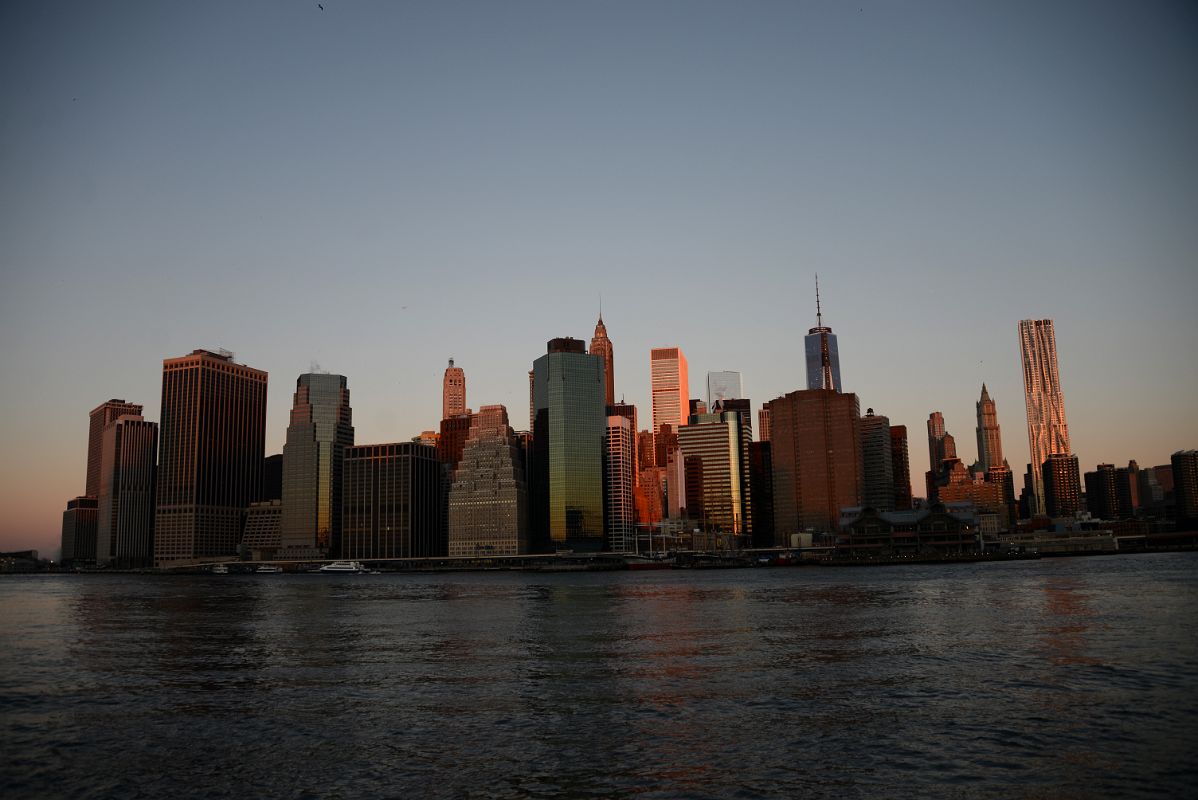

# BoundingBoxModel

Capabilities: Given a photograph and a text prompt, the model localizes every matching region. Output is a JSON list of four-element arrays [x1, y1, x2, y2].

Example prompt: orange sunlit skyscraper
[[650, 347, 689, 441]]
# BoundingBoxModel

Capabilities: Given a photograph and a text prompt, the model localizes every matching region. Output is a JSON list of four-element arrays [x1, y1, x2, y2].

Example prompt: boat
[[624, 554, 673, 571], [256, 565, 283, 574], [318, 561, 366, 573], [211, 564, 229, 574]]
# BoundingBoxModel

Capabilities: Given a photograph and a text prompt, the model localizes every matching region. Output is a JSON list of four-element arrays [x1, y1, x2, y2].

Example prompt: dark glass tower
[[532, 337, 606, 552], [281, 373, 354, 558]]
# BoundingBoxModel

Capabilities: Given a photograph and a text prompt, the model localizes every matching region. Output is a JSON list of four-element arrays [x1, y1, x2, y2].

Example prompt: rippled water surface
[[2, 553, 1196, 798]]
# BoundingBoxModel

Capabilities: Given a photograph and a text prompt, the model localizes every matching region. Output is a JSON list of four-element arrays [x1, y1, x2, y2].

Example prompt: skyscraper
[[96, 414, 158, 568], [448, 405, 528, 557], [87, 399, 143, 497], [342, 442, 444, 559], [927, 411, 947, 472], [532, 338, 606, 551], [1171, 450, 1198, 528], [770, 388, 862, 538], [280, 373, 354, 558], [890, 425, 912, 510], [60, 496, 98, 567], [804, 278, 842, 393], [1042, 453, 1080, 518], [1019, 319, 1071, 516], [154, 349, 267, 567], [604, 414, 636, 551], [650, 347, 689, 436], [859, 409, 894, 512], [706, 371, 743, 409], [443, 358, 466, 419], [1084, 463, 1121, 520], [590, 315, 615, 407], [975, 384, 1004, 472], [678, 410, 751, 537], [758, 403, 772, 443]]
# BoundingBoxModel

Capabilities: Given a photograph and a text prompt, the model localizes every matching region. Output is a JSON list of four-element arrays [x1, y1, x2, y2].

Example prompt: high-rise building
[[927, 412, 948, 473], [60, 496, 98, 567], [1084, 463, 1121, 520], [758, 403, 772, 443], [1116, 461, 1140, 517], [242, 500, 282, 561], [443, 358, 466, 420], [448, 405, 528, 557], [604, 415, 636, 552], [859, 409, 894, 512], [1042, 453, 1080, 518], [890, 425, 912, 510], [342, 442, 445, 559], [678, 411, 751, 537], [804, 278, 842, 393], [1171, 450, 1198, 528], [439, 413, 476, 476], [280, 373, 354, 559], [96, 414, 158, 568], [770, 388, 862, 539], [748, 441, 774, 547], [607, 402, 638, 485], [689, 398, 708, 418], [154, 349, 267, 567], [707, 371, 743, 410], [261, 454, 283, 501], [650, 347, 689, 437], [975, 384, 1004, 472], [1019, 319, 1071, 516], [87, 399, 143, 497], [590, 315, 615, 407], [532, 337, 606, 551]]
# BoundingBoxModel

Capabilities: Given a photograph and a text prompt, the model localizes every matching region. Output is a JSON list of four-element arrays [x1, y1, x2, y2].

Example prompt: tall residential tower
[[1019, 320, 1070, 516]]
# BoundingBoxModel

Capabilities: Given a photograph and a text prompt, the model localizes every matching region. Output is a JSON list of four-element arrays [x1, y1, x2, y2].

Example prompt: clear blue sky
[[2, 1, 1196, 555]]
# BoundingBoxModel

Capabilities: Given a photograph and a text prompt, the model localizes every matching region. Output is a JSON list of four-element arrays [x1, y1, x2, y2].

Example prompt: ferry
[[318, 561, 366, 574], [256, 564, 283, 574], [211, 564, 229, 574]]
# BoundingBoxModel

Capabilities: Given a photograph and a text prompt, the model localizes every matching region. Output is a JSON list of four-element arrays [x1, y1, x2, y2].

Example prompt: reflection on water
[[1, 554, 1196, 799]]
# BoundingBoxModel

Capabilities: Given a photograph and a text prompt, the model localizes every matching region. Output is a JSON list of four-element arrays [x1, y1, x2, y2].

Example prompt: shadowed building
[[860, 409, 894, 512], [1042, 453, 1081, 518], [261, 454, 283, 501], [443, 358, 466, 419], [87, 400, 142, 497], [604, 414, 636, 551], [748, 441, 774, 547], [448, 405, 528, 557], [280, 373, 354, 559], [242, 500, 282, 561], [342, 442, 445, 559], [154, 349, 267, 567], [590, 315, 615, 407], [1085, 463, 1120, 520], [61, 497, 98, 568], [532, 338, 606, 552], [1172, 450, 1198, 528], [97, 414, 158, 568], [758, 403, 772, 443], [890, 425, 912, 510], [770, 388, 862, 539], [1020, 320, 1071, 516]]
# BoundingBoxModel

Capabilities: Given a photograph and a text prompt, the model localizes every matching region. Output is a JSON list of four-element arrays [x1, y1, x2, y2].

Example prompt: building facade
[[890, 425, 912, 510], [61, 496, 98, 567], [706, 371, 743, 409], [769, 388, 862, 539], [677, 411, 750, 538], [87, 399, 143, 497], [96, 414, 158, 568], [859, 409, 894, 512], [442, 358, 466, 420], [1172, 450, 1198, 528], [604, 414, 636, 551], [1042, 453, 1081, 518], [154, 349, 267, 566], [280, 373, 354, 559], [242, 500, 282, 561], [447, 405, 529, 557], [532, 338, 606, 551], [650, 347, 689, 437], [1019, 319, 1071, 516], [589, 316, 615, 407], [342, 442, 445, 559]]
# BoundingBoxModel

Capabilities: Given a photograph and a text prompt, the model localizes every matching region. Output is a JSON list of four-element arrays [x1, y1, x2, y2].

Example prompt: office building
[[1042, 453, 1081, 518], [607, 402, 638, 484], [769, 388, 862, 539], [804, 279, 842, 392], [532, 338, 606, 551], [61, 496, 98, 567], [758, 404, 772, 443], [447, 405, 528, 558], [1019, 319, 1071, 516], [96, 414, 158, 568], [242, 500, 282, 561], [154, 349, 267, 566], [590, 315, 615, 407], [280, 373, 354, 559], [975, 384, 1004, 472], [678, 410, 751, 538], [604, 414, 636, 551], [1172, 450, 1198, 527], [261, 454, 283, 501], [443, 358, 466, 419], [342, 442, 445, 559], [860, 409, 894, 512], [748, 441, 774, 547], [927, 411, 948, 473], [707, 371, 743, 410], [87, 400, 143, 497], [890, 425, 912, 510], [650, 347, 689, 436], [1084, 463, 1120, 520]]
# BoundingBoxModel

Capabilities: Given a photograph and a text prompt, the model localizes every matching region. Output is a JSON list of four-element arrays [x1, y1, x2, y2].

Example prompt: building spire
[[816, 274, 824, 329]]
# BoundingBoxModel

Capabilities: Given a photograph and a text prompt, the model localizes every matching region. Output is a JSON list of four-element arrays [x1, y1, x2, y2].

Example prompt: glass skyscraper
[[281, 373, 354, 558], [532, 338, 606, 552], [706, 370, 743, 409], [804, 329, 842, 392]]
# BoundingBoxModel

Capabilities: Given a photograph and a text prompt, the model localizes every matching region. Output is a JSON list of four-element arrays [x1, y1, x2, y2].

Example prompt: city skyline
[[2, 1, 1196, 555]]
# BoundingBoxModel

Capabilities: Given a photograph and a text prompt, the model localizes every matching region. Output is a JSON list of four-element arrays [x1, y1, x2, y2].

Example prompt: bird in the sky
[[318, 3, 324, 9]]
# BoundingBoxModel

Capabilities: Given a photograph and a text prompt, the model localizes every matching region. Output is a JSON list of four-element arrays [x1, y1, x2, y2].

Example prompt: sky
[[2, 1, 1196, 557]]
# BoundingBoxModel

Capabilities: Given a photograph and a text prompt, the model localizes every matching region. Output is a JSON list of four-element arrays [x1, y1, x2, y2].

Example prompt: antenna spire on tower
[[816, 274, 823, 328]]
